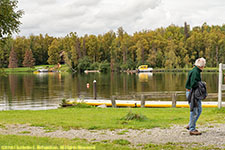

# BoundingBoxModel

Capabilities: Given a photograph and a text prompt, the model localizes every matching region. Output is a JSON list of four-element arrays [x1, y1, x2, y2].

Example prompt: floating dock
[[70, 99, 224, 108]]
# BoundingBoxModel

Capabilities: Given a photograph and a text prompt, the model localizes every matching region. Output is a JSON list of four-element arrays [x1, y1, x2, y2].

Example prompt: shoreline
[[1, 66, 219, 73]]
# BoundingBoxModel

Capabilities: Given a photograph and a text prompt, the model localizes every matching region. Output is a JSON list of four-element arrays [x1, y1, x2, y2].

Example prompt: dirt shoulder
[[0, 123, 225, 149]]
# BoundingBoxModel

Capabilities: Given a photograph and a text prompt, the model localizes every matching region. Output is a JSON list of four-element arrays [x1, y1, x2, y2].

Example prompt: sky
[[15, 0, 225, 37]]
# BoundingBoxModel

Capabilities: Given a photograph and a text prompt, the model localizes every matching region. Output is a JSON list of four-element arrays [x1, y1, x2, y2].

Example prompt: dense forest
[[0, 22, 225, 72]]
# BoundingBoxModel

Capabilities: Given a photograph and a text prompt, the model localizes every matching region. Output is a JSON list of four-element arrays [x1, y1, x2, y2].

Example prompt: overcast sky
[[15, 0, 225, 37]]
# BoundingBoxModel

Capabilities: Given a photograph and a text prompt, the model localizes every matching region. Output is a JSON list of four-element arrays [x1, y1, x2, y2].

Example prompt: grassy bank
[[0, 108, 224, 130], [2, 67, 36, 72], [2, 64, 69, 73], [153, 67, 219, 72]]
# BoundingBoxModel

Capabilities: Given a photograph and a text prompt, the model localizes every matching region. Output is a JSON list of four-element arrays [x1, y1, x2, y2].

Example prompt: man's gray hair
[[194, 57, 206, 67]]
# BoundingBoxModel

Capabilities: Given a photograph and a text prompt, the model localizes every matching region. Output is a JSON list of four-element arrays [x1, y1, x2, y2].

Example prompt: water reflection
[[0, 72, 220, 110], [138, 72, 153, 82]]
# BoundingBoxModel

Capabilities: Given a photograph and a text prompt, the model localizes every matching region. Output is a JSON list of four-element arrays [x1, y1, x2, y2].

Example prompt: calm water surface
[[0, 72, 219, 110]]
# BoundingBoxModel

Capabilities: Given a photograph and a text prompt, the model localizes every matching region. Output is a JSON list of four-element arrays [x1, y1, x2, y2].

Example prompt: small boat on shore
[[138, 65, 153, 72], [33, 69, 59, 74], [84, 70, 100, 73], [37, 69, 49, 72]]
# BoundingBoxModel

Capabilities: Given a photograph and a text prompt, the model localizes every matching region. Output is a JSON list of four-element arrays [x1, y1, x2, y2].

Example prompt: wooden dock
[[69, 91, 225, 108]]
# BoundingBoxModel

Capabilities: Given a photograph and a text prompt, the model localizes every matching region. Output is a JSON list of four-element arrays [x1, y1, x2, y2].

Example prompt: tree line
[[1, 22, 225, 72]]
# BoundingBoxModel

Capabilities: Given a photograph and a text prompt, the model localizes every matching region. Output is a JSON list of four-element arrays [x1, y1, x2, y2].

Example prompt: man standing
[[185, 57, 206, 135]]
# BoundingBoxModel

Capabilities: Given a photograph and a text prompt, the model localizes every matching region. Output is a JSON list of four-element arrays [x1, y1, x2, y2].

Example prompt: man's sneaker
[[190, 130, 201, 135]]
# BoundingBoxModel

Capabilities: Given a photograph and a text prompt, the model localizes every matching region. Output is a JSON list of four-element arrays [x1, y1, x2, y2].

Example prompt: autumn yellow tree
[[47, 39, 60, 65]]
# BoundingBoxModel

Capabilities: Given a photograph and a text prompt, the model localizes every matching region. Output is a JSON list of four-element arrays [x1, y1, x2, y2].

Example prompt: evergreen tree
[[8, 47, 18, 68], [0, 37, 13, 67], [23, 49, 35, 67], [184, 22, 190, 40]]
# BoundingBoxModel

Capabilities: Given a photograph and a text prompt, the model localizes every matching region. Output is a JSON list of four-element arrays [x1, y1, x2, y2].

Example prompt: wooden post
[[218, 63, 222, 109], [111, 96, 117, 108], [93, 80, 97, 99], [141, 95, 145, 108], [172, 93, 177, 108]]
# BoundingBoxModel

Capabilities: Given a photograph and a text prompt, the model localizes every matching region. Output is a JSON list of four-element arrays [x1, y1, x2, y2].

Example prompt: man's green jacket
[[185, 66, 202, 90]]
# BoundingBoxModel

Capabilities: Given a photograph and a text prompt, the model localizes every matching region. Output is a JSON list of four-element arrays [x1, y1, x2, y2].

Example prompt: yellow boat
[[138, 65, 153, 72]]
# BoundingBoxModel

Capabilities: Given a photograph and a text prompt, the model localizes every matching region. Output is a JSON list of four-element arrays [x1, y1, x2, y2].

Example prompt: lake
[[0, 72, 219, 110]]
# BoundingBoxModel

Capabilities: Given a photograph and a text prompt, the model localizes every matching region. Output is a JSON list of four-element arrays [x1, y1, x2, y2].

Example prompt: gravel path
[[0, 123, 225, 148]]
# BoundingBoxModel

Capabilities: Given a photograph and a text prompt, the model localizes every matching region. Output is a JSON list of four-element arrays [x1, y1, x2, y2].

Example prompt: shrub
[[89, 62, 100, 70], [59, 99, 93, 108], [99, 61, 110, 72], [78, 56, 91, 72], [121, 59, 136, 70], [120, 63, 129, 71], [121, 110, 148, 121]]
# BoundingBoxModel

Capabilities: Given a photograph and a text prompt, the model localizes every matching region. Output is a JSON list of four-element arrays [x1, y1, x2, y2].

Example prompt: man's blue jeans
[[186, 90, 202, 131]]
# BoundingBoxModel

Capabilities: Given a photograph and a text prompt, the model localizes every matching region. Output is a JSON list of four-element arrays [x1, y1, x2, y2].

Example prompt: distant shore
[[1, 65, 220, 73]]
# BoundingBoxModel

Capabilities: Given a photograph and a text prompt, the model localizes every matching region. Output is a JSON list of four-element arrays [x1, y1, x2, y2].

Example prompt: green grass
[[18, 131, 31, 134], [112, 139, 131, 145], [0, 134, 131, 150], [0, 124, 6, 129], [153, 67, 219, 72], [0, 108, 224, 130], [142, 142, 221, 150], [117, 130, 129, 135], [3, 67, 36, 72], [2, 64, 70, 73], [0, 135, 222, 150]]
